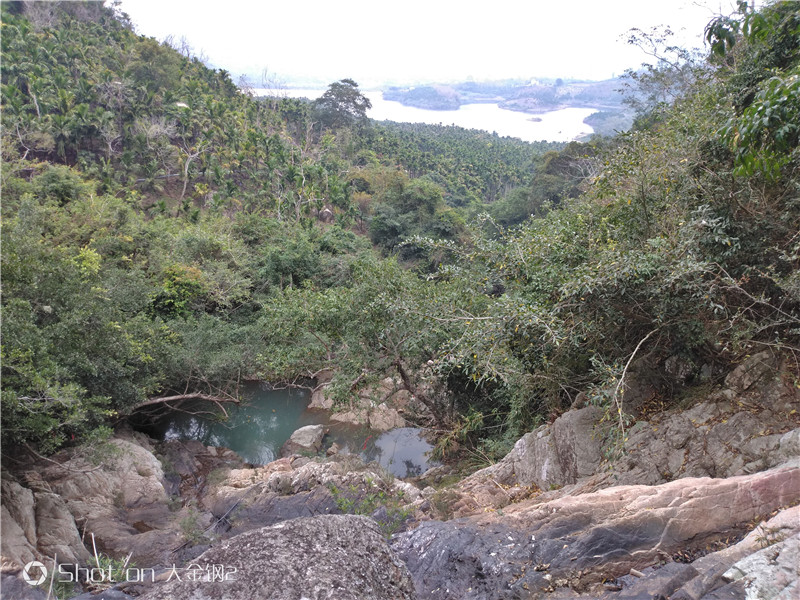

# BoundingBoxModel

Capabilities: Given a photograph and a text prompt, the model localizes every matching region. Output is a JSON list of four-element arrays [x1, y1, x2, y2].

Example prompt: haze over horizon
[[117, 0, 745, 88]]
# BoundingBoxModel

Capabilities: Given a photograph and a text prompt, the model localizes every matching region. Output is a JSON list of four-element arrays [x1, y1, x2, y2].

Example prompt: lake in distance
[[258, 88, 595, 143]]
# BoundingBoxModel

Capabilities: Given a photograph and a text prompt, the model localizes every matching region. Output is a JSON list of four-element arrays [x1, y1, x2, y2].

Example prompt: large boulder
[[35, 433, 183, 566], [494, 405, 603, 491], [1, 478, 41, 573], [280, 424, 325, 457], [140, 515, 415, 600], [5, 433, 243, 570]]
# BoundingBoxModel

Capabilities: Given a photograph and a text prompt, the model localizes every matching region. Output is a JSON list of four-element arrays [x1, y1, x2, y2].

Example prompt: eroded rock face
[[444, 357, 800, 518], [724, 350, 778, 393], [0, 432, 247, 577], [370, 402, 407, 432], [1, 479, 41, 573], [393, 461, 800, 599], [34, 433, 182, 566], [140, 515, 415, 600], [507, 406, 604, 490]]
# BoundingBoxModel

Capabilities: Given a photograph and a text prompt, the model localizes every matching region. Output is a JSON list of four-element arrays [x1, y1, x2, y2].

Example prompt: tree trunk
[[392, 359, 447, 426]]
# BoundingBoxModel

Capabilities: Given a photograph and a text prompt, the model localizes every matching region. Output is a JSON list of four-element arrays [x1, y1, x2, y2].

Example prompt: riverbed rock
[[1, 433, 258, 580], [201, 455, 422, 537], [369, 403, 406, 431], [1, 573, 49, 599], [329, 405, 369, 427], [31, 433, 186, 566], [1, 475, 93, 574], [280, 424, 325, 457], [666, 505, 800, 600], [394, 460, 800, 599], [140, 515, 415, 600]]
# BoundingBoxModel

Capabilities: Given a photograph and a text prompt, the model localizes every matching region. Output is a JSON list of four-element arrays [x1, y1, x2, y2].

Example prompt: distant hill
[[383, 78, 632, 136], [384, 78, 625, 111]]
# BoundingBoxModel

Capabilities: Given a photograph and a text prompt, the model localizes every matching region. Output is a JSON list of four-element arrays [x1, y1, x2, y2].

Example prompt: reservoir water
[[142, 381, 437, 478], [258, 88, 596, 143]]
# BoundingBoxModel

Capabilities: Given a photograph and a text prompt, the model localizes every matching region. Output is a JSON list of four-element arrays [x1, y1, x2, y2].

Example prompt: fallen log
[[133, 393, 240, 410]]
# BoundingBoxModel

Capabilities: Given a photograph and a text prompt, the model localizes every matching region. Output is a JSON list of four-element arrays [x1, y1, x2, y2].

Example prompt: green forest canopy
[[2, 0, 799, 461]]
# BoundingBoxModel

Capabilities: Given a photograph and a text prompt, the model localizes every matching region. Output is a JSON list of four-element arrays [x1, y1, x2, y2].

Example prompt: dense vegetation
[[2, 1, 799, 464]]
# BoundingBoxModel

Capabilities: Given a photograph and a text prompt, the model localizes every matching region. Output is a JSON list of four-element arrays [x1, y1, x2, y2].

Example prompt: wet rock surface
[[140, 515, 415, 600]]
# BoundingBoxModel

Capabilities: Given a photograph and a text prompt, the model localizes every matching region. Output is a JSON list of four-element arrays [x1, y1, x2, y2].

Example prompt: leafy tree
[[314, 78, 372, 129]]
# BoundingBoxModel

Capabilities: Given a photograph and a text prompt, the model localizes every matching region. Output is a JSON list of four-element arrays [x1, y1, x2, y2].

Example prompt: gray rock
[[140, 515, 415, 600], [724, 350, 778, 392], [512, 426, 563, 488], [552, 406, 603, 482], [699, 579, 747, 599], [483, 406, 602, 491], [670, 504, 800, 600], [33, 492, 92, 566], [309, 383, 334, 410], [615, 562, 699, 599], [221, 485, 340, 536], [72, 589, 135, 600], [1, 479, 41, 573], [393, 462, 800, 599], [0, 573, 49, 599], [280, 424, 324, 457], [722, 533, 799, 599]]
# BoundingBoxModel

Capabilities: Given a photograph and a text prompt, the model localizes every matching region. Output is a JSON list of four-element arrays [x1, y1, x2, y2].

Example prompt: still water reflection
[[143, 382, 438, 477]]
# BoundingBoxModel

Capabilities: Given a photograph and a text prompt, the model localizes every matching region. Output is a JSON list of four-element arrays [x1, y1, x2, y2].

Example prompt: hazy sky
[[117, 0, 741, 87]]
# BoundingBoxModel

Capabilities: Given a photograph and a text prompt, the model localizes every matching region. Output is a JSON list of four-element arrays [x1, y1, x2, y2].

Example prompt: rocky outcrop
[[3, 351, 798, 599], [1, 431, 246, 579], [140, 515, 415, 600], [720, 531, 798, 600], [201, 455, 422, 536], [724, 349, 778, 393], [444, 351, 800, 518], [329, 400, 407, 431], [369, 402, 407, 431], [280, 424, 325, 457], [393, 461, 800, 599], [32, 433, 183, 566], [323, 375, 410, 430], [1, 474, 95, 574]]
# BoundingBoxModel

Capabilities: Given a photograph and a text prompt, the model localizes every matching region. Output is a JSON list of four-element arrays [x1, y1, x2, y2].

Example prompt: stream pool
[[140, 382, 438, 477]]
